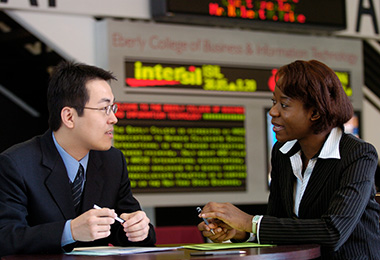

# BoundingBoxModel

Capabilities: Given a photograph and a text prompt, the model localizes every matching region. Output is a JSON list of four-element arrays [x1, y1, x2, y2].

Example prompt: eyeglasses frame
[[82, 103, 118, 115]]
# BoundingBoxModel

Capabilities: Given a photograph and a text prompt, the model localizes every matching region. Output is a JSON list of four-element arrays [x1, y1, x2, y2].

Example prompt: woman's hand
[[197, 218, 237, 242], [197, 202, 253, 242]]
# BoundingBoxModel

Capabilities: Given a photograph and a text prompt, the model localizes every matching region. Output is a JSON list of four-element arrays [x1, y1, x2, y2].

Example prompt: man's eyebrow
[[98, 98, 115, 104]]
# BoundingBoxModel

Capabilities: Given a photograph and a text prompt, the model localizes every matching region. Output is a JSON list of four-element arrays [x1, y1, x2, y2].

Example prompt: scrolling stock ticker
[[113, 102, 246, 193]]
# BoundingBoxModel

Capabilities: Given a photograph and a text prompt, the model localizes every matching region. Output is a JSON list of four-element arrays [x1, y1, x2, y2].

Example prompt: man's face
[[74, 79, 118, 153]]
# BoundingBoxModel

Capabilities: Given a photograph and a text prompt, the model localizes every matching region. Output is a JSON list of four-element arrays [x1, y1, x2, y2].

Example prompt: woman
[[198, 60, 380, 259]]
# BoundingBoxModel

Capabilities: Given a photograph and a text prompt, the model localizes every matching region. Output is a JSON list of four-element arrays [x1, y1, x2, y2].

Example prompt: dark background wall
[[0, 11, 63, 152]]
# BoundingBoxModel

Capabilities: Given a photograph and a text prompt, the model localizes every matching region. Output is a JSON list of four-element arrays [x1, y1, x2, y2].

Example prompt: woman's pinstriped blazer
[[259, 131, 380, 260]]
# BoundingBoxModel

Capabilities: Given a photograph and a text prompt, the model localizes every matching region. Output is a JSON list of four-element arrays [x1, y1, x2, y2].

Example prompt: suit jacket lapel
[[81, 151, 105, 211], [298, 158, 339, 217], [40, 130, 76, 220], [45, 164, 76, 219], [280, 142, 299, 218], [283, 158, 296, 217]]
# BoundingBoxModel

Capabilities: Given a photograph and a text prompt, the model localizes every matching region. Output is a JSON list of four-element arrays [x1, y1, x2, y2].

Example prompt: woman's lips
[[272, 123, 284, 132]]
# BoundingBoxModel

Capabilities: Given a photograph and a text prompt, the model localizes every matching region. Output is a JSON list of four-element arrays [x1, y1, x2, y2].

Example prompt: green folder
[[182, 242, 275, 250]]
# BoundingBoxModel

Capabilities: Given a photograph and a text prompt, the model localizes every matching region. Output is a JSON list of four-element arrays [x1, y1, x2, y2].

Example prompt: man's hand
[[120, 211, 150, 242], [71, 208, 117, 241]]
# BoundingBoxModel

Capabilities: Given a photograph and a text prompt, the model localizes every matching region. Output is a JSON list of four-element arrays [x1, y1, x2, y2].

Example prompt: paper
[[66, 246, 180, 256], [182, 242, 274, 250]]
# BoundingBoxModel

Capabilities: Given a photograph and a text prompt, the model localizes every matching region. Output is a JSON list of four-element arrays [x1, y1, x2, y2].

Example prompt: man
[[0, 61, 156, 257]]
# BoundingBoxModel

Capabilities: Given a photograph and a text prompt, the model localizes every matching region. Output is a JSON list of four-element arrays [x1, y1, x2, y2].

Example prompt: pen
[[93, 204, 125, 224], [190, 250, 246, 256], [196, 206, 215, 235]]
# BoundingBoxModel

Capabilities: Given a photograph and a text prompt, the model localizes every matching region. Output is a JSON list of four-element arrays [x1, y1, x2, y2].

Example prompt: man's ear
[[61, 107, 75, 129], [311, 110, 320, 121]]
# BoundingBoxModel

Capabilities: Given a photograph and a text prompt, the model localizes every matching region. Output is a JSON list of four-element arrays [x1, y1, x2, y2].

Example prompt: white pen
[[93, 204, 125, 224], [191, 250, 246, 256]]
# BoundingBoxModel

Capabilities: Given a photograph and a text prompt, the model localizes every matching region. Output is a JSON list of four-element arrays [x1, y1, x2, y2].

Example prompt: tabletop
[[1, 244, 320, 260]]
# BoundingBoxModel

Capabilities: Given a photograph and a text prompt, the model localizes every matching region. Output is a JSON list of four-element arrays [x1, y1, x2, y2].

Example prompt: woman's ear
[[61, 106, 75, 129], [311, 110, 320, 121]]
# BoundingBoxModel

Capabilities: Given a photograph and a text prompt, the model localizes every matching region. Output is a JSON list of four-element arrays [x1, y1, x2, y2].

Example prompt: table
[[1, 244, 320, 260]]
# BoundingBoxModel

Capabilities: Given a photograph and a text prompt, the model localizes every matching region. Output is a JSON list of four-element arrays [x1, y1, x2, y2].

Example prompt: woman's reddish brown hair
[[275, 60, 353, 134]]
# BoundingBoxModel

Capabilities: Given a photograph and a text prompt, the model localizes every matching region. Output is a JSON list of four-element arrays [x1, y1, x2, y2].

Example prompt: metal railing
[[364, 39, 380, 112]]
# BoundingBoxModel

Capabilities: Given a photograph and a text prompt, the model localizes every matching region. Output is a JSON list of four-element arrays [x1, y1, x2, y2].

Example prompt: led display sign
[[151, 0, 346, 32], [125, 61, 275, 93], [125, 61, 352, 96], [114, 102, 246, 193]]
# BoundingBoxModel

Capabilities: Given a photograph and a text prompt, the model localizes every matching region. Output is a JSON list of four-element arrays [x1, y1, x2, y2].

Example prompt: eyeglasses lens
[[107, 104, 118, 115]]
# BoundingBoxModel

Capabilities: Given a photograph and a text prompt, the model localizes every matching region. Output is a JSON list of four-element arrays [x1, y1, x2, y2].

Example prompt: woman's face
[[269, 86, 315, 143]]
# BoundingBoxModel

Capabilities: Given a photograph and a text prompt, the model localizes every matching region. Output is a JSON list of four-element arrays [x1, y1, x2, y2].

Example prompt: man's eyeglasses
[[83, 103, 118, 115]]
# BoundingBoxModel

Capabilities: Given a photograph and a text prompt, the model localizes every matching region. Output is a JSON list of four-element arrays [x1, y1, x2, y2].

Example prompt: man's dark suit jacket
[[260, 132, 380, 259], [0, 130, 156, 257]]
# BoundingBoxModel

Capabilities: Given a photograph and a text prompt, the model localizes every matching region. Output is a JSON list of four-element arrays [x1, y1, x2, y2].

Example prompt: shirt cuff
[[61, 220, 75, 247], [253, 215, 263, 244], [229, 215, 264, 243]]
